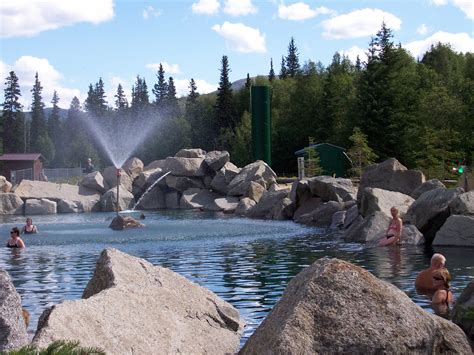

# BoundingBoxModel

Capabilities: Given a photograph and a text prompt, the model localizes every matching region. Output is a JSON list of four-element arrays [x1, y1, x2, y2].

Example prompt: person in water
[[415, 253, 447, 293], [22, 217, 38, 234], [378, 207, 403, 246], [7, 227, 25, 248], [431, 268, 454, 306]]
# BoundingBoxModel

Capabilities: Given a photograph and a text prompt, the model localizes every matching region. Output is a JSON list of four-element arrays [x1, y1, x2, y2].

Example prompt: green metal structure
[[251, 86, 271, 166], [295, 143, 351, 177]]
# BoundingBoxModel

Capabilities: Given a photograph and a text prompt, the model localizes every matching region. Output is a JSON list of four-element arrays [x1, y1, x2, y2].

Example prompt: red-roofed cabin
[[0, 153, 44, 184]]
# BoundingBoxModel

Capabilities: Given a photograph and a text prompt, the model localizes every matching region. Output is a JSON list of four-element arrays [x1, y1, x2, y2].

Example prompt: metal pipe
[[116, 168, 121, 217]]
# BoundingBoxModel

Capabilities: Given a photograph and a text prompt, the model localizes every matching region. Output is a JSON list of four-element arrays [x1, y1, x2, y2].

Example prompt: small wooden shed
[[295, 143, 351, 178], [0, 153, 44, 183]]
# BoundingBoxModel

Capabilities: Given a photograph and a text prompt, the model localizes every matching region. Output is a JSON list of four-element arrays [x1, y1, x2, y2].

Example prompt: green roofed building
[[294, 143, 351, 178]]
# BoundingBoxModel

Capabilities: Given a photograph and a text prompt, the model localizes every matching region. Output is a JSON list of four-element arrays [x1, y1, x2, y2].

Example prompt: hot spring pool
[[1, 210, 472, 344]]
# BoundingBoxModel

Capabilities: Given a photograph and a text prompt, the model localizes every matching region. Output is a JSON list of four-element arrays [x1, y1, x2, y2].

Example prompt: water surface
[[1, 211, 472, 344]]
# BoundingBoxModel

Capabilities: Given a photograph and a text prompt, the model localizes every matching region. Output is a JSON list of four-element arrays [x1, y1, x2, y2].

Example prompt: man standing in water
[[83, 158, 95, 174], [415, 253, 448, 293]]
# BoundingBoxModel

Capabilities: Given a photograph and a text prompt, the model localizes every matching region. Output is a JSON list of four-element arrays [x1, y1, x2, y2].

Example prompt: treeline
[[1, 24, 472, 178]]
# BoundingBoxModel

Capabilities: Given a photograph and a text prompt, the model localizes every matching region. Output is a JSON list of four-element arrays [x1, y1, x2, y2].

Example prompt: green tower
[[251, 86, 271, 165]]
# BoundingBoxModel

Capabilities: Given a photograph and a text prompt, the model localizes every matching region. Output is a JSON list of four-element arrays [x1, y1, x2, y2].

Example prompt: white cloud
[[174, 79, 218, 97], [430, 0, 473, 19], [321, 8, 402, 39], [0, 56, 84, 109], [405, 31, 474, 59], [340, 46, 368, 64], [0, 0, 114, 38], [212, 22, 266, 53], [142, 6, 161, 20], [223, 0, 257, 16], [145, 62, 181, 74], [192, 0, 220, 15], [416, 24, 429, 35], [278, 3, 335, 21]]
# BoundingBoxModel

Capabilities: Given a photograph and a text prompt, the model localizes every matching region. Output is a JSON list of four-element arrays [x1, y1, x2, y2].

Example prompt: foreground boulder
[[452, 281, 474, 341], [33, 248, 244, 354], [0, 270, 28, 351], [239, 258, 470, 354]]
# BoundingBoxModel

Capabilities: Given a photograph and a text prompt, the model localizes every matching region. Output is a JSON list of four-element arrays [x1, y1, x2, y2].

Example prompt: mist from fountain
[[130, 171, 171, 211]]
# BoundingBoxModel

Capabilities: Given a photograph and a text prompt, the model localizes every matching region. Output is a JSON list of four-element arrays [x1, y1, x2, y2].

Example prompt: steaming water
[[1, 211, 472, 346], [81, 113, 161, 168]]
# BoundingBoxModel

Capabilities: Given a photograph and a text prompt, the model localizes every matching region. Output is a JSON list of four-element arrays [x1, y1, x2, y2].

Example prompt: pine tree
[[347, 127, 378, 177], [114, 83, 128, 111], [166, 76, 179, 118], [152, 64, 167, 107], [187, 78, 199, 104], [1, 71, 25, 153], [30, 72, 49, 154], [279, 56, 287, 79], [47, 91, 63, 166], [85, 78, 108, 117], [285, 37, 300, 77], [131, 75, 150, 109], [304, 137, 323, 177], [268, 58, 275, 82], [245, 73, 252, 90], [215, 55, 237, 136]]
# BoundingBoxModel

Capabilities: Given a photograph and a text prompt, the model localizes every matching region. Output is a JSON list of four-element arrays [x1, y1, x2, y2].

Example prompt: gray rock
[[210, 170, 229, 194], [165, 191, 180, 209], [0, 193, 24, 215], [235, 198, 256, 216], [271, 198, 294, 220], [357, 158, 425, 201], [452, 281, 474, 341], [330, 210, 346, 229], [292, 197, 323, 221], [247, 190, 290, 219], [134, 168, 163, 190], [102, 166, 133, 193], [57, 199, 82, 213], [295, 201, 344, 227], [400, 224, 424, 245], [360, 187, 414, 218], [80, 171, 106, 194], [433, 215, 474, 247], [343, 211, 391, 243], [180, 188, 221, 209], [204, 150, 230, 171], [449, 191, 474, 215], [165, 175, 204, 192], [0, 176, 12, 193], [0, 270, 28, 351], [143, 159, 166, 171], [343, 204, 359, 229], [25, 198, 57, 215], [222, 162, 240, 183], [411, 179, 445, 199], [136, 186, 166, 210], [205, 196, 239, 213], [227, 161, 276, 196], [33, 248, 244, 354], [175, 148, 206, 158], [247, 181, 265, 203], [165, 157, 206, 177], [290, 179, 311, 207], [122, 157, 144, 180], [100, 187, 134, 212], [308, 176, 357, 202], [239, 258, 471, 355]]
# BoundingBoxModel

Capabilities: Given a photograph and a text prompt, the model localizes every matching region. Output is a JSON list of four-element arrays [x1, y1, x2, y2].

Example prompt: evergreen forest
[[1, 25, 472, 179]]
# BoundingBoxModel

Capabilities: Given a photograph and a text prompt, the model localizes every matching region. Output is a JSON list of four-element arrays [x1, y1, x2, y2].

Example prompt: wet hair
[[431, 253, 446, 268], [10, 227, 20, 237], [432, 268, 451, 289]]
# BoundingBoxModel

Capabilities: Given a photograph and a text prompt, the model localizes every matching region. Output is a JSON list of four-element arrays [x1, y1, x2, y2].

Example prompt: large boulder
[[175, 148, 206, 158], [80, 171, 106, 194], [360, 187, 414, 218], [271, 198, 294, 220], [239, 258, 471, 355], [0, 193, 24, 214], [247, 181, 265, 203], [227, 161, 276, 197], [449, 191, 474, 215], [343, 204, 360, 229], [136, 186, 166, 210], [411, 179, 445, 199], [33, 248, 244, 354], [343, 211, 391, 243], [292, 197, 323, 221], [165, 157, 206, 177], [57, 199, 82, 213], [134, 168, 164, 191], [235, 198, 256, 216], [246, 190, 290, 219], [452, 281, 474, 341], [0, 175, 12, 193], [143, 159, 166, 171], [165, 191, 180, 209], [204, 196, 239, 213], [357, 158, 425, 201], [405, 187, 463, 243], [308, 176, 356, 203], [122, 157, 144, 180], [400, 224, 424, 245], [102, 167, 133, 193], [210, 162, 240, 194], [13, 180, 100, 212], [25, 198, 57, 215], [295, 201, 344, 227], [180, 188, 221, 209], [433, 215, 474, 247], [100, 187, 135, 212], [0, 270, 29, 351], [204, 150, 230, 171], [165, 175, 204, 192]]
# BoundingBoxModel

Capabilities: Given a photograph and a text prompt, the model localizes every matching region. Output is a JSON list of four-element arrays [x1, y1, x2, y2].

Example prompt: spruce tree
[[347, 127, 378, 177], [279, 56, 287, 79], [215, 55, 237, 135], [47, 91, 63, 166], [85, 78, 108, 117], [114, 83, 128, 111], [1, 71, 25, 153], [187, 78, 199, 104], [285, 37, 300, 77], [268, 58, 275, 82], [152, 64, 167, 108], [304, 137, 323, 177], [131, 75, 150, 109], [166, 76, 179, 118], [30, 72, 49, 154], [245, 73, 251, 90]]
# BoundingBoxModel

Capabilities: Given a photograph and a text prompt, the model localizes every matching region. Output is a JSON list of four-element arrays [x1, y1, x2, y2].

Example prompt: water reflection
[[0, 211, 472, 346]]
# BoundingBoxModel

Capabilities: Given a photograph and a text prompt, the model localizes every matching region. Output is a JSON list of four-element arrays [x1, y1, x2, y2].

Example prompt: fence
[[42, 167, 85, 183], [10, 168, 33, 185]]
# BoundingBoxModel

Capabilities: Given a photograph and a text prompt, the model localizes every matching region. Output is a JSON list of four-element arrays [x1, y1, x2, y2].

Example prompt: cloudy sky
[[0, 0, 473, 109]]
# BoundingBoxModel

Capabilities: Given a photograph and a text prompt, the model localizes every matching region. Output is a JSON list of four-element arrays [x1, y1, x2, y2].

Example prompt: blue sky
[[1, 0, 473, 109]]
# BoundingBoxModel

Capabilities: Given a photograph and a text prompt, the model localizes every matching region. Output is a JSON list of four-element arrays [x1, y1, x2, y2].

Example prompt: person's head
[[432, 268, 451, 289], [87, 158, 92, 164], [390, 207, 399, 218], [431, 253, 446, 268], [26, 217, 32, 225], [10, 227, 20, 238]]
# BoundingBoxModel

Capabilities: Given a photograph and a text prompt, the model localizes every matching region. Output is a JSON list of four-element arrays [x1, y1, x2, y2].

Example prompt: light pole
[[116, 168, 121, 218]]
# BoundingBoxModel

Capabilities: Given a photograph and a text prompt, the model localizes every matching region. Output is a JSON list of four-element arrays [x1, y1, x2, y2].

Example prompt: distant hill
[[24, 107, 68, 121]]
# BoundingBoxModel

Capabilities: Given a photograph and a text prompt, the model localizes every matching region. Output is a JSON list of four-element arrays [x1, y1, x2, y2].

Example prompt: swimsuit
[[6, 241, 21, 248], [386, 219, 401, 238], [24, 225, 36, 234]]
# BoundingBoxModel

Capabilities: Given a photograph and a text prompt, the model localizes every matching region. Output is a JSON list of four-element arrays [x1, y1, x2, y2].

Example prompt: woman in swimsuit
[[378, 207, 403, 246], [7, 227, 26, 248], [22, 217, 38, 234], [431, 268, 454, 305]]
